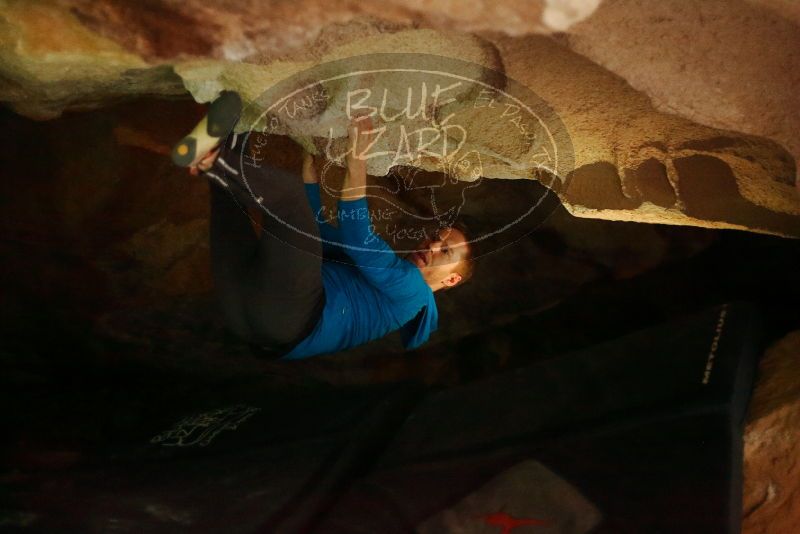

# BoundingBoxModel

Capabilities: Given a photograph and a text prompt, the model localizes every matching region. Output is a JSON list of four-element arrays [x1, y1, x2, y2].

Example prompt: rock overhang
[[1, 0, 798, 237]]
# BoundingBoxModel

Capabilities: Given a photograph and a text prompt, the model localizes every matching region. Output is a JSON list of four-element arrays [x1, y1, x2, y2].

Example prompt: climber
[[171, 91, 474, 359]]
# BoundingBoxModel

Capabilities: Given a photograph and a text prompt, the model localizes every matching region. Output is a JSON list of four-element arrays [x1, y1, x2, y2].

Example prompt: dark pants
[[206, 133, 325, 356]]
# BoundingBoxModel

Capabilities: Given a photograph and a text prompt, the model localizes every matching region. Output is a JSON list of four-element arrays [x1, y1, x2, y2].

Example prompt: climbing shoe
[[171, 90, 242, 167]]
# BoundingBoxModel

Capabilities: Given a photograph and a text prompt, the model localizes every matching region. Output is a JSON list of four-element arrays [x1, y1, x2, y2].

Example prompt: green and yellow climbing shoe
[[171, 90, 242, 167]]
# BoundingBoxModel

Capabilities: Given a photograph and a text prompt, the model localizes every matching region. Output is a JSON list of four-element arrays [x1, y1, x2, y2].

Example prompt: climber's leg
[[207, 134, 325, 352], [208, 180, 259, 342]]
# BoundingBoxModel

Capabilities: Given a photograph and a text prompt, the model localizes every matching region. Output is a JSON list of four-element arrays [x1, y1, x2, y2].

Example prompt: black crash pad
[[2, 303, 761, 533]]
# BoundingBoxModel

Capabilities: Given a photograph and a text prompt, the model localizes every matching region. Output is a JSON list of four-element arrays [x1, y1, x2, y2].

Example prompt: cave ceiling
[[0, 0, 798, 237]]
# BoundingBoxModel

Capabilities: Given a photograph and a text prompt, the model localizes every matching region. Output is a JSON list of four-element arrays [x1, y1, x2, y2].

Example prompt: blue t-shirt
[[282, 184, 438, 359]]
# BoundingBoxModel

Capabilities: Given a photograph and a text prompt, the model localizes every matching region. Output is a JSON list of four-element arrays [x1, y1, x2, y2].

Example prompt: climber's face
[[408, 227, 469, 290]]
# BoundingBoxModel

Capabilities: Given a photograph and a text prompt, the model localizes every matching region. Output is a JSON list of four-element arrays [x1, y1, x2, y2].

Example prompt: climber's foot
[[171, 90, 242, 168]]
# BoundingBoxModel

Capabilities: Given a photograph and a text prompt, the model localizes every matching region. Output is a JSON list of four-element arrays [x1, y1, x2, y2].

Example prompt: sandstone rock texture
[[1, 0, 798, 237], [744, 331, 800, 534], [0, 0, 186, 117], [564, 0, 800, 187]]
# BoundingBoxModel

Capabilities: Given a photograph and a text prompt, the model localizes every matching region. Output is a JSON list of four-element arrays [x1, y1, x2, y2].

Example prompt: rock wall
[[744, 331, 800, 534], [1, 0, 798, 236], [0, 0, 186, 117], [564, 0, 800, 186]]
